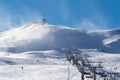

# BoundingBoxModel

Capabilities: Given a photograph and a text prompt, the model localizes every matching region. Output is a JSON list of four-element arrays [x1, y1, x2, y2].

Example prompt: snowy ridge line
[[103, 35, 120, 45], [0, 22, 120, 53]]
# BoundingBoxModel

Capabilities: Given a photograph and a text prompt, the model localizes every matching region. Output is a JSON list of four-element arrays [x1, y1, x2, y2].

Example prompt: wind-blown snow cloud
[[0, 9, 13, 31], [19, 10, 43, 25], [0, 7, 43, 31], [0, 0, 44, 31], [58, 0, 70, 21], [78, 11, 109, 31]]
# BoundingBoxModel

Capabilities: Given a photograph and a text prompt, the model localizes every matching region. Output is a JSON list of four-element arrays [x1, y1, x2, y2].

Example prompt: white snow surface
[[0, 65, 81, 80], [0, 23, 120, 80], [0, 23, 120, 53], [103, 35, 120, 45], [0, 49, 82, 80], [80, 49, 120, 72]]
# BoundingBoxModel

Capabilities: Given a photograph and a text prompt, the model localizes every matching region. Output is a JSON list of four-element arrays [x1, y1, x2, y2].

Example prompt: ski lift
[[86, 75, 93, 78], [83, 71, 91, 75], [99, 71, 108, 77], [83, 67, 91, 75]]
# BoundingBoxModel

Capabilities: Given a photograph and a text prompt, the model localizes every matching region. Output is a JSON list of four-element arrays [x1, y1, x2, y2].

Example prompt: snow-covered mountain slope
[[101, 29, 120, 53], [0, 49, 82, 80], [80, 49, 120, 72], [103, 35, 120, 45], [0, 65, 81, 80], [0, 23, 120, 53], [0, 49, 120, 80], [0, 50, 65, 65], [0, 23, 120, 80]]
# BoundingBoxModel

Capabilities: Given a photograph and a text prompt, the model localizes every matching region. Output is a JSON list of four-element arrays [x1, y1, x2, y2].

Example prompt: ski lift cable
[[69, 71, 79, 79], [67, 63, 80, 80]]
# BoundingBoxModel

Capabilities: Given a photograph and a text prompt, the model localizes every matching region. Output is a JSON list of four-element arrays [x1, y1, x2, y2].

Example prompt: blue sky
[[0, 0, 120, 31]]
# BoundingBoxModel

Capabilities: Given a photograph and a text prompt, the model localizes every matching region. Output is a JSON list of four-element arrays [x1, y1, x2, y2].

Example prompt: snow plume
[[0, 13, 13, 31], [58, 0, 70, 21], [79, 19, 100, 31], [79, 11, 109, 31], [0, 24, 56, 52], [0, 7, 43, 31], [19, 10, 43, 26]]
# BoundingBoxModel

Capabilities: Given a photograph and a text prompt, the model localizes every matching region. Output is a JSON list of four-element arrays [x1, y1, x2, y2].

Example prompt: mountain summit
[[0, 22, 120, 53]]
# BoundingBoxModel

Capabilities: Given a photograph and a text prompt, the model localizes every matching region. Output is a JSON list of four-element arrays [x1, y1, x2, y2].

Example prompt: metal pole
[[113, 74, 115, 80], [93, 67, 96, 80], [81, 61, 84, 80], [67, 66, 70, 80], [81, 67, 84, 80]]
